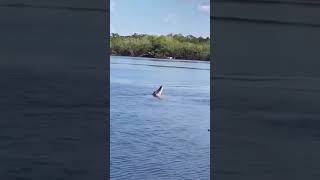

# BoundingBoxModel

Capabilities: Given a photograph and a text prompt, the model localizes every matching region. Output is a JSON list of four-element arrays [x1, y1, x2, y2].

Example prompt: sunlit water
[[110, 56, 210, 180]]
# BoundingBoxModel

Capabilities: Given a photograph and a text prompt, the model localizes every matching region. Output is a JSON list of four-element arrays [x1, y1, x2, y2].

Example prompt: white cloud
[[110, 24, 115, 33], [163, 14, 178, 24], [198, 4, 210, 14], [176, 0, 193, 3], [110, 0, 116, 13], [110, 0, 116, 34]]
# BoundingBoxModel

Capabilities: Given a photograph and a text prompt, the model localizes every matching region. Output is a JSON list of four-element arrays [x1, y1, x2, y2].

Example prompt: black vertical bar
[[0, 0, 109, 179]]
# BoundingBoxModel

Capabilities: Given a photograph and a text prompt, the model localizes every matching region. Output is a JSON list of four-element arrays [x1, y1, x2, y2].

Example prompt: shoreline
[[110, 55, 211, 63]]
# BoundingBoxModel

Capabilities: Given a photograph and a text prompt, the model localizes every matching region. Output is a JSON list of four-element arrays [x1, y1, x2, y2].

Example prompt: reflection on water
[[214, 71, 320, 178], [111, 56, 210, 180]]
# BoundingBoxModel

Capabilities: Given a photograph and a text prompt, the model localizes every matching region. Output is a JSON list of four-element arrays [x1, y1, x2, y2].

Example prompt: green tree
[[110, 33, 210, 60]]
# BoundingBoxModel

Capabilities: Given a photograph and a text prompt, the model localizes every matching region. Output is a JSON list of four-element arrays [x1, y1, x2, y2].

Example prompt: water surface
[[111, 56, 210, 180]]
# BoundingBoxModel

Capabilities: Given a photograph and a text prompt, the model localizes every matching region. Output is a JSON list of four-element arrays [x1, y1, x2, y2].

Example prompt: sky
[[110, 0, 210, 37]]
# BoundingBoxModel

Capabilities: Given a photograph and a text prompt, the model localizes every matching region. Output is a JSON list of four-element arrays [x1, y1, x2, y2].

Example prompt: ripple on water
[[111, 57, 210, 180]]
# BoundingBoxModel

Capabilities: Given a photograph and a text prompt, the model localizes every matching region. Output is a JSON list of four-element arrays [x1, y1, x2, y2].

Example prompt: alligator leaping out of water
[[153, 85, 163, 97]]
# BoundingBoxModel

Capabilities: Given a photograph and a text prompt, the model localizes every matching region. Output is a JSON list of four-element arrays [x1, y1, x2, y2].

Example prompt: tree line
[[110, 33, 210, 61]]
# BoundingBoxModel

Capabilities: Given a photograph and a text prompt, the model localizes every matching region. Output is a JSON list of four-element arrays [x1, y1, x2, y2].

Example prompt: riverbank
[[110, 33, 210, 61], [111, 55, 211, 64], [110, 54, 211, 62]]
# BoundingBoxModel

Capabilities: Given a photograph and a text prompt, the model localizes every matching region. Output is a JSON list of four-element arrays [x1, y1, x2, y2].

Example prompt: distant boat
[[153, 85, 163, 97]]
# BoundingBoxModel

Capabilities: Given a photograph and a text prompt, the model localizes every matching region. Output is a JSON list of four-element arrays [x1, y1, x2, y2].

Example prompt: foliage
[[110, 33, 210, 61]]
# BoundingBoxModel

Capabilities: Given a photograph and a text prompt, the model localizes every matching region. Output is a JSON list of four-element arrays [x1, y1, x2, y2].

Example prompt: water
[[110, 56, 210, 180], [214, 74, 320, 179], [212, 17, 320, 179], [0, 58, 107, 179], [0, 5, 107, 179]]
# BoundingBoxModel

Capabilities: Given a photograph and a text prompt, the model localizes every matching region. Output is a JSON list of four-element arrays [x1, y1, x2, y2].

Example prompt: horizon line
[[109, 32, 210, 38]]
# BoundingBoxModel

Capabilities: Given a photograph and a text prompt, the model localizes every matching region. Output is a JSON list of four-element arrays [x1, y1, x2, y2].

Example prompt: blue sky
[[110, 0, 210, 37]]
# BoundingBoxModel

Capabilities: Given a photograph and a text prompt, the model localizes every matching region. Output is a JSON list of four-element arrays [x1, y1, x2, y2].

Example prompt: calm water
[[110, 56, 210, 180]]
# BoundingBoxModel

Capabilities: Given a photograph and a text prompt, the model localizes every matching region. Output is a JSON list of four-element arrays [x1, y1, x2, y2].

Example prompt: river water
[[110, 56, 210, 180]]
